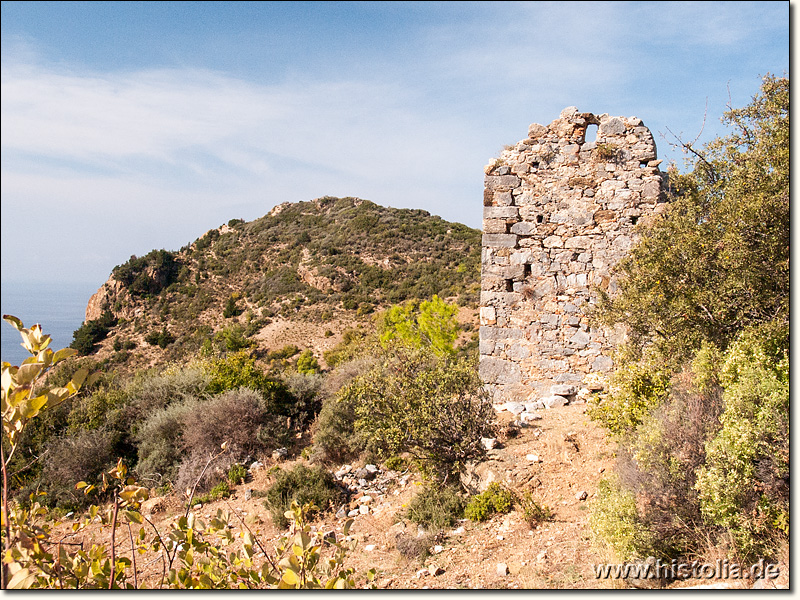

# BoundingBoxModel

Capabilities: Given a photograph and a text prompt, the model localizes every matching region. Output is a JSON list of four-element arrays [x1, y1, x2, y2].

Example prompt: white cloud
[[0, 2, 787, 284], [0, 58, 490, 282]]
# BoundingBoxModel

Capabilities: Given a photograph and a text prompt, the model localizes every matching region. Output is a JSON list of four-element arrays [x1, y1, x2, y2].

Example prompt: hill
[[74, 196, 482, 369]]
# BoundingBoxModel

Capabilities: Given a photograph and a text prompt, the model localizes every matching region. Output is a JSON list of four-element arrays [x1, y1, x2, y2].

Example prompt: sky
[[0, 1, 790, 287]]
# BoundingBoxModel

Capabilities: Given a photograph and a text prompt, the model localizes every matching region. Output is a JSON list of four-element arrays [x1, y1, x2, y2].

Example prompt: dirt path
[[338, 403, 619, 589]]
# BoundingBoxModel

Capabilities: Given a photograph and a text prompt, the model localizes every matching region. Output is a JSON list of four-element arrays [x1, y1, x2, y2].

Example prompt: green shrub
[[70, 311, 117, 355], [123, 364, 210, 426], [144, 327, 175, 348], [343, 345, 495, 480], [194, 481, 232, 505], [612, 371, 723, 558], [268, 344, 300, 361], [517, 491, 553, 529], [202, 352, 289, 410], [227, 464, 248, 485], [404, 484, 465, 530], [694, 324, 789, 560], [296, 349, 320, 375], [310, 358, 377, 463], [135, 398, 200, 484], [322, 328, 376, 368], [265, 464, 344, 528], [383, 456, 406, 471], [281, 372, 323, 432], [222, 294, 243, 318], [464, 483, 514, 522], [587, 354, 671, 437], [589, 477, 656, 561], [214, 323, 253, 352], [67, 385, 129, 433]]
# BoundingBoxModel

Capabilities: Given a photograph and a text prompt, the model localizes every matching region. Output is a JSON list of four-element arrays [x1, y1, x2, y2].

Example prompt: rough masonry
[[479, 107, 667, 405]]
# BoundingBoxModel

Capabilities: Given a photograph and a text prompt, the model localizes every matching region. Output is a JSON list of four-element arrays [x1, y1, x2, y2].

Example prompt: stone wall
[[479, 107, 667, 404]]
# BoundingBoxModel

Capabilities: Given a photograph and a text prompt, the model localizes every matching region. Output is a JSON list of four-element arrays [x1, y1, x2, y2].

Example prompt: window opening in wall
[[586, 124, 598, 143], [631, 216, 639, 225], [523, 264, 531, 278], [505, 279, 514, 292], [536, 214, 544, 224]]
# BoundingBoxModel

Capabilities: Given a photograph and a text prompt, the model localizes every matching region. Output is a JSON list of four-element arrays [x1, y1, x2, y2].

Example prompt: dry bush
[[614, 370, 724, 556], [180, 388, 272, 460], [310, 357, 377, 463], [125, 366, 210, 422], [135, 398, 202, 484], [174, 449, 239, 497], [395, 532, 439, 562], [40, 428, 116, 509]]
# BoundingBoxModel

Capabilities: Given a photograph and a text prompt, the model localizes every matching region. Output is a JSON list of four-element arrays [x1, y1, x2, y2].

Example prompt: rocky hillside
[[78, 197, 481, 369]]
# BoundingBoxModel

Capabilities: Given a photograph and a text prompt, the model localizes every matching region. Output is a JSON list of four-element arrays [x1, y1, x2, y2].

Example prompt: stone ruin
[[479, 106, 667, 406]]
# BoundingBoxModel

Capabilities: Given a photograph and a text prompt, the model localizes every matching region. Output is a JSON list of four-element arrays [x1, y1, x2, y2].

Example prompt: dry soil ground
[[50, 402, 788, 589]]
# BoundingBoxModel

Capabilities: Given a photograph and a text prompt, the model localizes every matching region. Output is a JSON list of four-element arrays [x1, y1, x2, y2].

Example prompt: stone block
[[480, 306, 497, 325], [493, 190, 514, 205], [483, 219, 508, 234], [484, 206, 519, 219], [480, 326, 525, 340], [542, 395, 568, 409], [509, 221, 537, 235], [599, 117, 626, 135], [479, 339, 495, 355], [479, 356, 522, 385], [506, 341, 531, 360], [592, 355, 614, 372], [502, 402, 526, 415], [564, 236, 592, 250], [593, 209, 617, 223], [482, 234, 518, 248], [543, 235, 563, 248], [568, 329, 590, 348], [550, 384, 577, 396], [485, 175, 521, 190]]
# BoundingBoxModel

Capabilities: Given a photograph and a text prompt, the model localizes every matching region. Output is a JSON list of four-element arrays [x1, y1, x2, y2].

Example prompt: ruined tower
[[479, 107, 667, 404]]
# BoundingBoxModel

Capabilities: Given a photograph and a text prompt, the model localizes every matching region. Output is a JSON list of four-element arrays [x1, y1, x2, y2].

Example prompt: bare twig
[[1, 438, 10, 588], [108, 494, 120, 589], [127, 522, 138, 589], [223, 500, 275, 571], [8, 452, 44, 480], [142, 514, 172, 585], [183, 445, 229, 520]]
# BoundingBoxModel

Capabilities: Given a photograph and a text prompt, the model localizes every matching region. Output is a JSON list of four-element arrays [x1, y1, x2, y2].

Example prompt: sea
[[1, 280, 99, 366]]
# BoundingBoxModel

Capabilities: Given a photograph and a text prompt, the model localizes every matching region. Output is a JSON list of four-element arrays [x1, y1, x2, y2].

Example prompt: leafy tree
[[222, 293, 243, 319], [598, 74, 788, 366], [112, 249, 180, 297], [377, 295, 460, 356], [589, 75, 790, 562], [70, 311, 117, 355]]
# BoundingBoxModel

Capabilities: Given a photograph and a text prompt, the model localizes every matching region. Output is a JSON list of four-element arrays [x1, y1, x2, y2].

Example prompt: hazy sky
[[1, 1, 789, 286]]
